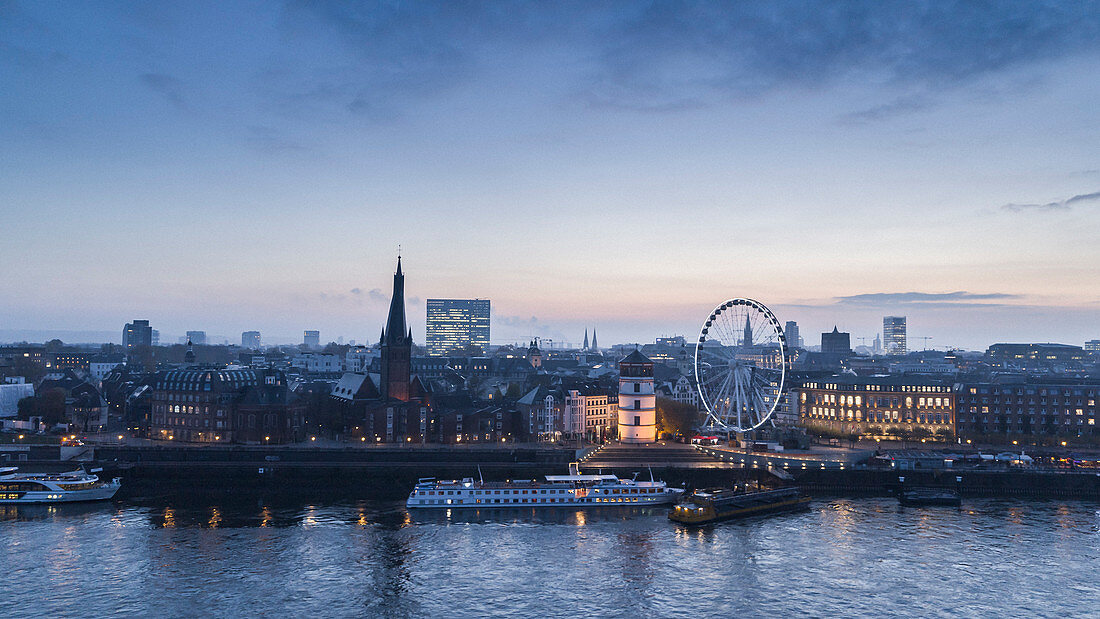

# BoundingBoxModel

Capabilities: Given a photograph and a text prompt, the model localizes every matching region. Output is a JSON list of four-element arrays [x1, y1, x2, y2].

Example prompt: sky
[[2, 1, 1099, 350]]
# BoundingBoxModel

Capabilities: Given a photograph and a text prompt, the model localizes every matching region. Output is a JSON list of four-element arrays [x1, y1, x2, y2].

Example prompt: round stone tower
[[617, 349, 656, 444]]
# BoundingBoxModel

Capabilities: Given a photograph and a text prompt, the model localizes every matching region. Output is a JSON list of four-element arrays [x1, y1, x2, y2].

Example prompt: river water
[[2, 496, 1099, 617]]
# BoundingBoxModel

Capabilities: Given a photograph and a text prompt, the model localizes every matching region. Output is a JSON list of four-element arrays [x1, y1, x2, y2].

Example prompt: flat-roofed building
[[956, 380, 1099, 440], [242, 331, 261, 349], [796, 375, 955, 440], [303, 330, 320, 350], [425, 298, 490, 356], [883, 316, 907, 355]]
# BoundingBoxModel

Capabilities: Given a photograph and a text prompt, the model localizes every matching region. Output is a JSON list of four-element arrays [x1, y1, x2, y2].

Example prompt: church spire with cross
[[379, 254, 412, 401]]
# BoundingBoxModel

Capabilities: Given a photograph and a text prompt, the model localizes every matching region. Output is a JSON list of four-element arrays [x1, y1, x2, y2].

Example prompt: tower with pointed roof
[[527, 338, 542, 369], [379, 257, 412, 401], [591, 328, 598, 350], [582, 329, 589, 351], [742, 315, 753, 348], [184, 338, 196, 364], [617, 349, 656, 443]]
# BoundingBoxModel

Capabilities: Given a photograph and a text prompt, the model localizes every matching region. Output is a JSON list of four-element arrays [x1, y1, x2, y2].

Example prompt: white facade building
[[291, 353, 344, 373], [617, 350, 657, 444], [670, 375, 699, 409]]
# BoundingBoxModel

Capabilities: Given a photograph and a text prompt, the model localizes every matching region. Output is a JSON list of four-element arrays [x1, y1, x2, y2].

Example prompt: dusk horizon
[[5, 4, 1100, 618], [4, 2, 1099, 350]]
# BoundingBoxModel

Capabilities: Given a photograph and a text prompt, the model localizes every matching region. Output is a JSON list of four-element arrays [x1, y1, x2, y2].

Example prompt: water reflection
[[2, 497, 1100, 617]]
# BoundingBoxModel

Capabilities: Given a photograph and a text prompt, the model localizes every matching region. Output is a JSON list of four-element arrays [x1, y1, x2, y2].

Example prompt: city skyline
[[3, 3, 1099, 350]]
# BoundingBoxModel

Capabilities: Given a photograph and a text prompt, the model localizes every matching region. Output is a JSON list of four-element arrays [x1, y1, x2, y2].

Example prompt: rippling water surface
[[3, 496, 1099, 617]]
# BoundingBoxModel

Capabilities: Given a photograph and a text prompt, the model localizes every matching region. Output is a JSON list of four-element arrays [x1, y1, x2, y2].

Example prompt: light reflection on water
[[2, 498, 1100, 617]]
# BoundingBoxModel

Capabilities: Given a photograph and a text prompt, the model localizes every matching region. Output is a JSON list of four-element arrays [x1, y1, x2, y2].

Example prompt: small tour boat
[[0, 467, 121, 504]]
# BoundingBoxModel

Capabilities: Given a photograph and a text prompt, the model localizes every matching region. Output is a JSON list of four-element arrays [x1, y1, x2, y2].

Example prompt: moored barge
[[669, 486, 810, 525]]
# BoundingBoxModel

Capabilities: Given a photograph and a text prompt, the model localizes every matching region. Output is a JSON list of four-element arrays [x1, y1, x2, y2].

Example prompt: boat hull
[[0, 483, 121, 504], [407, 490, 683, 509], [898, 494, 961, 507], [669, 495, 810, 525]]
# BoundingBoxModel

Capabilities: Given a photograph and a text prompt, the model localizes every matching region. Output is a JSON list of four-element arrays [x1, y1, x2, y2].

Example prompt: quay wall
[[11, 444, 1097, 501]]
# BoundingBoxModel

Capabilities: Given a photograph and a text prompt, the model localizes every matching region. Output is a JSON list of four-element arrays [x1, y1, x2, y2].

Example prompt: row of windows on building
[[803, 383, 951, 393], [804, 393, 951, 409], [804, 407, 952, 425]]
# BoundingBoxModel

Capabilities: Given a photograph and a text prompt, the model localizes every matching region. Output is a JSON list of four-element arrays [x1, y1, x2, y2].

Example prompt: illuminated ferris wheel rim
[[693, 297, 789, 433]]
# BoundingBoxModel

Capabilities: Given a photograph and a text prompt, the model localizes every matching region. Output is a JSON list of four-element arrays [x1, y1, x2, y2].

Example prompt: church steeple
[[379, 255, 412, 401], [591, 328, 598, 350], [743, 315, 753, 347], [381, 256, 409, 346], [184, 338, 195, 364], [583, 329, 589, 351]]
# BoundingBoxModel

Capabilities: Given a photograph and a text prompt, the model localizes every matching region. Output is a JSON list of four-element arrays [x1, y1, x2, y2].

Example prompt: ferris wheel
[[694, 298, 789, 433]]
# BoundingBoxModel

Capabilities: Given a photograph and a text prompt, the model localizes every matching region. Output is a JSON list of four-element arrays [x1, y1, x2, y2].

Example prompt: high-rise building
[[784, 321, 800, 350], [425, 299, 491, 356], [821, 326, 851, 355], [186, 330, 207, 346], [242, 331, 261, 349], [1085, 340, 1100, 353], [303, 330, 320, 349], [884, 316, 907, 355], [123, 320, 153, 351]]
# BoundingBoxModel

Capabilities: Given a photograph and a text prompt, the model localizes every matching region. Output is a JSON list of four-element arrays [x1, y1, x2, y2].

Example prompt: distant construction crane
[[914, 336, 933, 351]]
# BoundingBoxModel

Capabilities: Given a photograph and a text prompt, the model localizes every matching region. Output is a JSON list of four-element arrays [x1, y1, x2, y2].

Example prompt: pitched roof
[[382, 257, 409, 346], [619, 349, 652, 365]]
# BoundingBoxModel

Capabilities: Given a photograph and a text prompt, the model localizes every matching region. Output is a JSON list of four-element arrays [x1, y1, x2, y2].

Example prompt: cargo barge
[[669, 486, 809, 525]]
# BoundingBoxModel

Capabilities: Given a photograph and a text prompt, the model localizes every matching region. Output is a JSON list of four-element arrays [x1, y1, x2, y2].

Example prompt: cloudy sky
[[2, 1, 1099, 349]]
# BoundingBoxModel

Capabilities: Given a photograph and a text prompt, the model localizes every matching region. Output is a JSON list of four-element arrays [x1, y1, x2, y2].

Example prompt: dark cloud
[[577, 1, 1100, 112], [835, 291, 1020, 306], [138, 72, 186, 109], [267, 1, 1100, 119], [1001, 190, 1100, 212], [367, 288, 386, 302], [350, 288, 361, 295]]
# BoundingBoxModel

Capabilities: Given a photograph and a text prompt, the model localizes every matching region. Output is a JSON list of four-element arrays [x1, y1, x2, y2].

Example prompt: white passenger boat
[[0, 467, 121, 504], [406, 463, 684, 509]]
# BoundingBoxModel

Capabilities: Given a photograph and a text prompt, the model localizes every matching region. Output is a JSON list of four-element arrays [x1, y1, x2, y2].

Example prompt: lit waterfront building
[[242, 331, 261, 349], [617, 350, 656, 444], [303, 330, 320, 350], [796, 375, 955, 440], [149, 368, 304, 443], [955, 380, 1099, 440], [425, 298, 490, 356], [884, 316, 907, 355]]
